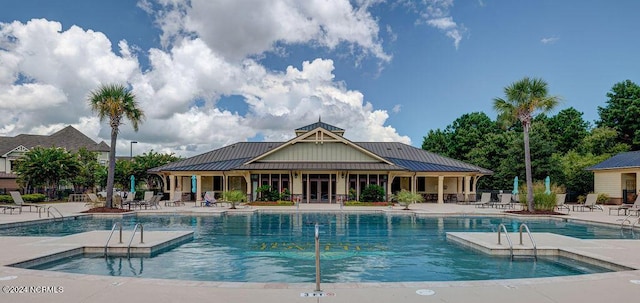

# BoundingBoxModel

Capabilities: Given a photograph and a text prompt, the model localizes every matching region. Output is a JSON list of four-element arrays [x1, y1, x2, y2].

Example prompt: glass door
[[304, 174, 333, 203]]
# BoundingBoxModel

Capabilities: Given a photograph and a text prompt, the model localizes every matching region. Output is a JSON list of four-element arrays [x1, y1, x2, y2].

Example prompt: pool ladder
[[497, 223, 537, 261], [38, 206, 64, 220], [104, 223, 144, 258], [620, 214, 640, 230]]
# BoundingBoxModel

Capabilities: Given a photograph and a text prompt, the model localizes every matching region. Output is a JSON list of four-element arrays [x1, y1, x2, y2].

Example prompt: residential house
[[588, 150, 640, 204], [0, 126, 110, 191]]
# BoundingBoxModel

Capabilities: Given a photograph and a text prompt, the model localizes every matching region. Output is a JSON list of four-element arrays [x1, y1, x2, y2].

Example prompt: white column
[[169, 175, 175, 201], [464, 176, 471, 202], [437, 176, 444, 204], [196, 175, 202, 206]]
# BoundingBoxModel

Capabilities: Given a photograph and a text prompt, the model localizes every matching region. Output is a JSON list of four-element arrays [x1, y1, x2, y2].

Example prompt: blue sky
[[1, 0, 639, 157]]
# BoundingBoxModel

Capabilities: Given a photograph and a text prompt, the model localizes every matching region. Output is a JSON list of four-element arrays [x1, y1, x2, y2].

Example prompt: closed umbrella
[[191, 175, 197, 193], [512, 176, 519, 195], [544, 176, 551, 194], [130, 175, 135, 193]]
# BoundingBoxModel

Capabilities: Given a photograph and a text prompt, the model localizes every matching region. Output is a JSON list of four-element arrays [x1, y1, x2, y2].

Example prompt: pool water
[[4, 213, 634, 283]]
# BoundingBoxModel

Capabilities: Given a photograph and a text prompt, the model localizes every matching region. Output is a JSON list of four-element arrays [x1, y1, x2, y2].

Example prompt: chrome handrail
[[104, 222, 123, 257], [519, 223, 537, 261], [127, 223, 144, 259], [497, 223, 513, 261], [47, 206, 64, 219]]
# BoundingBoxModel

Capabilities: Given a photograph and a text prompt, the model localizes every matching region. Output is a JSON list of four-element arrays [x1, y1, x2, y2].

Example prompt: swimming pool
[[3, 213, 635, 283]]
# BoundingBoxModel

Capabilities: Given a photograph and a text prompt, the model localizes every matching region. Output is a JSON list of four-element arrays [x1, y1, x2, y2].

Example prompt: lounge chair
[[136, 193, 161, 210], [0, 198, 22, 214], [455, 193, 467, 204], [609, 194, 640, 216], [492, 193, 513, 208], [203, 191, 217, 207], [85, 193, 104, 208], [473, 193, 492, 208], [165, 191, 184, 206], [9, 191, 46, 212], [573, 194, 602, 212], [555, 194, 569, 213], [121, 191, 148, 210]]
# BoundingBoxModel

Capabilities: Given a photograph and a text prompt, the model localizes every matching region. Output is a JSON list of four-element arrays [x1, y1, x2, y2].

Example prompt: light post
[[130, 141, 138, 159]]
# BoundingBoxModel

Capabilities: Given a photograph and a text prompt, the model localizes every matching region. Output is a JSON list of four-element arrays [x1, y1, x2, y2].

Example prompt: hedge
[[0, 194, 46, 203]]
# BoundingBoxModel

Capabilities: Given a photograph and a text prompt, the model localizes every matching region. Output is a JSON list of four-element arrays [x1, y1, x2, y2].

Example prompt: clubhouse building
[[149, 121, 492, 204]]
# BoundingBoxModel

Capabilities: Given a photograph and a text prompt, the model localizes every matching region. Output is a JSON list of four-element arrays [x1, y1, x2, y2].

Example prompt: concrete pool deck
[[0, 202, 639, 303]]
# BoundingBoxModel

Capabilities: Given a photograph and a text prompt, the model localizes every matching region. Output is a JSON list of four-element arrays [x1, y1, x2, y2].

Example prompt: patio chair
[[120, 192, 136, 209], [455, 193, 467, 204], [85, 193, 104, 208], [492, 193, 513, 209], [9, 191, 46, 212], [609, 194, 640, 216], [555, 194, 569, 213], [473, 192, 492, 208], [165, 191, 183, 206], [573, 194, 602, 212], [202, 191, 217, 207], [123, 191, 152, 210]]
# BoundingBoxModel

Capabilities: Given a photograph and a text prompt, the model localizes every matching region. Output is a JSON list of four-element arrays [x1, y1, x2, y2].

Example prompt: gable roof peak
[[295, 120, 345, 136]]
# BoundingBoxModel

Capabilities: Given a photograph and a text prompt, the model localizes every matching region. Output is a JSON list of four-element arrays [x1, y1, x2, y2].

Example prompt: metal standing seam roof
[[587, 150, 640, 170], [295, 121, 344, 132], [150, 140, 493, 174]]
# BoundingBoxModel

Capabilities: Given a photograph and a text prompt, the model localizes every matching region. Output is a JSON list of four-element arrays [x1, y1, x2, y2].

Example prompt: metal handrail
[[314, 223, 321, 292], [497, 223, 513, 261], [104, 223, 123, 257], [47, 206, 63, 219], [519, 223, 537, 261], [620, 213, 639, 229], [127, 223, 144, 258]]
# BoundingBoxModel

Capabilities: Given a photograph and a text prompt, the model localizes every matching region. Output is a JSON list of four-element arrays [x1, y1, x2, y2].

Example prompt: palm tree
[[493, 77, 559, 212], [88, 84, 144, 208]]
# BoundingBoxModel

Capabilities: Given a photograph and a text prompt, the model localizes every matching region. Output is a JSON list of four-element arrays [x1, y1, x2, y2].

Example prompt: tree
[[72, 147, 100, 193], [547, 108, 591, 154], [445, 112, 499, 161], [132, 150, 180, 189], [421, 129, 451, 157], [597, 80, 640, 149], [88, 83, 145, 208], [13, 147, 80, 199], [422, 112, 499, 161], [493, 77, 560, 212], [580, 127, 630, 156]]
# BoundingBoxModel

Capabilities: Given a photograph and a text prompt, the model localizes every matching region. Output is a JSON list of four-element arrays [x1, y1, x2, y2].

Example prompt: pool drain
[[416, 289, 435, 296]]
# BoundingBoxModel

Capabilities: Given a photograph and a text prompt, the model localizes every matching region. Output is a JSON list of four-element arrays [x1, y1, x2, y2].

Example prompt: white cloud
[[412, 0, 467, 49], [541, 37, 559, 44], [392, 104, 402, 113], [0, 14, 408, 157], [148, 0, 391, 63]]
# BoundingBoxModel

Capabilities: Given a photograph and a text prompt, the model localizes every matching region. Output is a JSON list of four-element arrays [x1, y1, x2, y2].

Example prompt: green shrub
[[22, 194, 46, 203], [596, 193, 609, 204], [256, 185, 280, 201], [0, 193, 45, 203], [518, 181, 557, 211], [360, 185, 385, 202], [392, 190, 424, 210], [279, 188, 291, 201]]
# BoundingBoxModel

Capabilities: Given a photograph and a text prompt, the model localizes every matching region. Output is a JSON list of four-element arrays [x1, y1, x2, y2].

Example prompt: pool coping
[[2, 203, 640, 303]]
